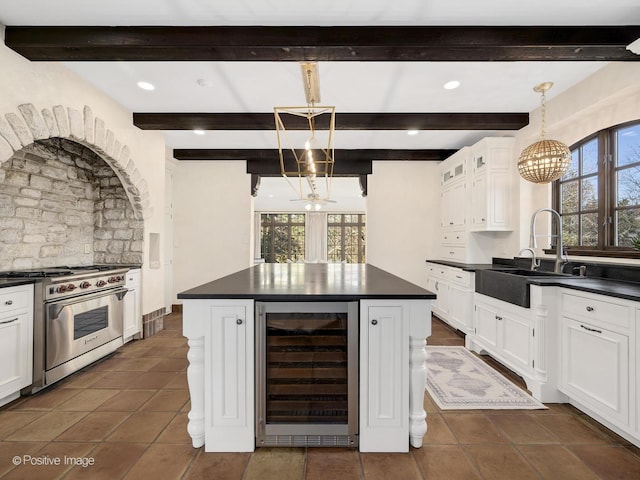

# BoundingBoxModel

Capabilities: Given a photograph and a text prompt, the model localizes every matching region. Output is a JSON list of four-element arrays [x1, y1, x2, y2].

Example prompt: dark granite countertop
[[527, 276, 640, 303], [0, 278, 37, 288], [178, 263, 436, 301], [425, 259, 495, 272]]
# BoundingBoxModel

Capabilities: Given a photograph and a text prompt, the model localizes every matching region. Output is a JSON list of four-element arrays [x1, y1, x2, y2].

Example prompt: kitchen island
[[178, 263, 434, 452]]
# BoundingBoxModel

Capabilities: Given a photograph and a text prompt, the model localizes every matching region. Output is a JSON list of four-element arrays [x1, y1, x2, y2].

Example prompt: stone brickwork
[[0, 138, 143, 270]]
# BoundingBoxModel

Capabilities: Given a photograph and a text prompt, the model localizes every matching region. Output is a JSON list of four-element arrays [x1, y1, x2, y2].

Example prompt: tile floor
[[1, 313, 639, 479]]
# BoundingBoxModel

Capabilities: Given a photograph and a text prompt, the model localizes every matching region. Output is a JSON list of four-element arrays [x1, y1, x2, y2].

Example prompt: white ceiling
[[1, 0, 639, 207]]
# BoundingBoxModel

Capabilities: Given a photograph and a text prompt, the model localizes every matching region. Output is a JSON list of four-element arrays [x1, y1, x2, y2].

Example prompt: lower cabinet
[[426, 262, 474, 336], [123, 268, 142, 340], [559, 289, 633, 435], [0, 284, 34, 406]]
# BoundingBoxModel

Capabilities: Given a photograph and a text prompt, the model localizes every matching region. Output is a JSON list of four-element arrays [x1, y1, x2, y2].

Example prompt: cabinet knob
[[236, 318, 243, 325], [371, 319, 378, 326], [586, 306, 594, 312], [5, 299, 13, 305]]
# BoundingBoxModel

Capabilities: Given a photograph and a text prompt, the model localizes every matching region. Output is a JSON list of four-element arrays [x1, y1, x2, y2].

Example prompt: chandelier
[[274, 62, 335, 210], [517, 82, 571, 184]]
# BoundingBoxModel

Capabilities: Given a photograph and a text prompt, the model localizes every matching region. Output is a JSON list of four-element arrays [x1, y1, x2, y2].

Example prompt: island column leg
[[186, 336, 205, 448], [409, 335, 428, 448]]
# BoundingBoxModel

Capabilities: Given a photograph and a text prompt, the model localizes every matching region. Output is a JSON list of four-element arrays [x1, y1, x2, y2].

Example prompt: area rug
[[426, 346, 546, 410]]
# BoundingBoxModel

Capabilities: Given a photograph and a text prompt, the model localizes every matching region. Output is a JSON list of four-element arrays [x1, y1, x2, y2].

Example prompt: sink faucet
[[518, 247, 540, 271], [529, 208, 568, 274]]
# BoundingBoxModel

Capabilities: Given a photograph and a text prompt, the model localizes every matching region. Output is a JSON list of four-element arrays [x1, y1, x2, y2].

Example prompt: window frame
[[326, 213, 366, 264], [552, 119, 640, 259], [259, 213, 306, 263]]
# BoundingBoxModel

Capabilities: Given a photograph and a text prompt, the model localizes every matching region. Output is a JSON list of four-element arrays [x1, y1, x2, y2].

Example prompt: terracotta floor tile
[[140, 389, 189, 412], [164, 373, 189, 389], [106, 411, 175, 443], [122, 443, 198, 480], [569, 444, 640, 480], [95, 389, 157, 411], [117, 345, 153, 358], [183, 451, 250, 480], [64, 442, 148, 480], [54, 411, 130, 442], [155, 412, 191, 444], [442, 413, 508, 444], [306, 448, 361, 480], [109, 356, 165, 372], [11, 386, 81, 410], [88, 371, 144, 389], [140, 346, 176, 358], [57, 369, 106, 389], [421, 413, 457, 444], [126, 371, 177, 389], [6, 411, 88, 441], [518, 445, 601, 479], [535, 414, 611, 444], [1, 441, 94, 480], [360, 452, 422, 480], [0, 441, 47, 477], [142, 337, 187, 349], [487, 413, 559, 444], [56, 388, 120, 411], [463, 444, 540, 480], [243, 448, 305, 480], [147, 357, 189, 372], [0, 410, 46, 438], [423, 391, 439, 413], [412, 445, 481, 479]]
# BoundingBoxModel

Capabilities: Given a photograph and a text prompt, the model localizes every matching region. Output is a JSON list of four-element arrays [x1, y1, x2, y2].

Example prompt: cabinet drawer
[[125, 269, 141, 288], [0, 286, 31, 315], [440, 246, 466, 263], [561, 291, 631, 330], [426, 263, 448, 279], [446, 269, 473, 288], [441, 229, 466, 245]]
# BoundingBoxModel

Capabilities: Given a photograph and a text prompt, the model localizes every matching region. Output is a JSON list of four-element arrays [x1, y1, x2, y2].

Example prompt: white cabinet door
[[561, 317, 629, 426], [449, 283, 473, 332], [123, 269, 141, 339], [474, 301, 498, 349], [205, 301, 254, 451], [500, 310, 534, 372], [360, 301, 408, 452], [0, 285, 33, 404], [471, 172, 487, 227]]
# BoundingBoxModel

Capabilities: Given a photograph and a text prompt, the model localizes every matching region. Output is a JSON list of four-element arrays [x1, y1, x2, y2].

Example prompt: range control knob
[[56, 285, 67, 293], [96, 280, 107, 287], [66, 283, 77, 291], [108, 277, 116, 283], [79, 281, 91, 289]]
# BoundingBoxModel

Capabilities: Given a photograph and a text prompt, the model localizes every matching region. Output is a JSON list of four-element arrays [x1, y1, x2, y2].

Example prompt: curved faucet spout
[[529, 208, 567, 273], [518, 247, 540, 271]]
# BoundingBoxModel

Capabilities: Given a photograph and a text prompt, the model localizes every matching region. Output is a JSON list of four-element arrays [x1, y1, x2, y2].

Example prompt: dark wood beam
[[6, 26, 640, 62], [135, 112, 529, 131]]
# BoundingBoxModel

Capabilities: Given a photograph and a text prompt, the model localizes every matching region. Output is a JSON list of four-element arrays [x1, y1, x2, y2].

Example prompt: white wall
[[0, 37, 167, 314], [366, 161, 440, 288], [172, 161, 253, 298]]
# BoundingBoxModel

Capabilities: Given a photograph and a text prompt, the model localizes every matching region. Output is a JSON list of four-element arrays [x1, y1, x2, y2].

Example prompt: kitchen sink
[[475, 268, 575, 308]]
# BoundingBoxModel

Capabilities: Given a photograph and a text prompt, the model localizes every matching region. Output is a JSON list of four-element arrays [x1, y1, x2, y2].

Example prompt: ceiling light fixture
[[137, 81, 155, 91], [443, 80, 460, 90], [275, 62, 336, 208], [407, 129, 419, 136], [193, 129, 205, 135], [517, 82, 571, 184]]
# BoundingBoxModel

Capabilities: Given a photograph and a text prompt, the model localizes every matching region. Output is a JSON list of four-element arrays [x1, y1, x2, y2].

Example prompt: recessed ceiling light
[[443, 80, 461, 90], [137, 81, 155, 91], [407, 129, 419, 136], [193, 130, 206, 135]]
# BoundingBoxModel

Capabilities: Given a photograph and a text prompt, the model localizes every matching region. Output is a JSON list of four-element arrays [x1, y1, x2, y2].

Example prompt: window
[[260, 214, 305, 263], [327, 214, 366, 263], [554, 120, 640, 257]]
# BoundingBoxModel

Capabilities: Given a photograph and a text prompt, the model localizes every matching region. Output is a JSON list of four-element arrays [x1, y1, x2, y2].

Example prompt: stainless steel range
[[0, 265, 130, 393]]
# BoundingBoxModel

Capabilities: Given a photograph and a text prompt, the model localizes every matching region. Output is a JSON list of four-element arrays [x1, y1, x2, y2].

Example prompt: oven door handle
[[47, 288, 128, 320]]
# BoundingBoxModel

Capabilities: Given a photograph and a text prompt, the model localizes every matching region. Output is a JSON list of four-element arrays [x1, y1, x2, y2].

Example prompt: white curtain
[[305, 212, 327, 262]]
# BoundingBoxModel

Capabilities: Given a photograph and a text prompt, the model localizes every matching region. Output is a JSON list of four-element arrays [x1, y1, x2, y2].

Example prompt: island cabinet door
[[205, 300, 255, 452], [359, 300, 409, 452]]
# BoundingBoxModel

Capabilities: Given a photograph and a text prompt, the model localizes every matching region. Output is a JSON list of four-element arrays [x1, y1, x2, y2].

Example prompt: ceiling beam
[[134, 112, 529, 131], [6, 26, 640, 62], [173, 149, 455, 173]]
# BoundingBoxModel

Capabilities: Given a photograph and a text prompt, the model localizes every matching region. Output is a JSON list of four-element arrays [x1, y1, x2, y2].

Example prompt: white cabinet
[[636, 308, 640, 441], [0, 284, 34, 407], [559, 290, 632, 431], [469, 137, 514, 231], [426, 262, 474, 338], [123, 268, 142, 340]]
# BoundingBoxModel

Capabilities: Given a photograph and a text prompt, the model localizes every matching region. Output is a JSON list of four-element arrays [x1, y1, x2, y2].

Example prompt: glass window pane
[[561, 180, 579, 213], [616, 208, 640, 247], [580, 176, 598, 210], [581, 138, 598, 175], [617, 165, 640, 208], [562, 214, 578, 247], [616, 124, 640, 168], [580, 213, 598, 246], [562, 149, 579, 180]]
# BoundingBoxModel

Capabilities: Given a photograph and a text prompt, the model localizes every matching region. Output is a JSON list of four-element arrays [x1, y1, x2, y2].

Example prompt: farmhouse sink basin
[[475, 268, 575, 308]]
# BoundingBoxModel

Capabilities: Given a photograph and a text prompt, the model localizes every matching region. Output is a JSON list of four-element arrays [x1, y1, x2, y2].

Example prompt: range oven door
[[46, 288, 126, 370]]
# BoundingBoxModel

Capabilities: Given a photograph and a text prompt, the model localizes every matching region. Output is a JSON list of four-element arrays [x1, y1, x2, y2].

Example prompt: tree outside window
[[260, 214, 305, 263], [327, 214, 366, 263]]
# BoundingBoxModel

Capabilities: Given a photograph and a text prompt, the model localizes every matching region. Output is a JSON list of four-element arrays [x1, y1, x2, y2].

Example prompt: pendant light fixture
[[517, 82, 571, 184]]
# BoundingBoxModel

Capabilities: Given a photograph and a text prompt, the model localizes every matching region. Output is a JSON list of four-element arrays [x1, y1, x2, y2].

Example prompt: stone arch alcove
[[0, 103, 151, 270]]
